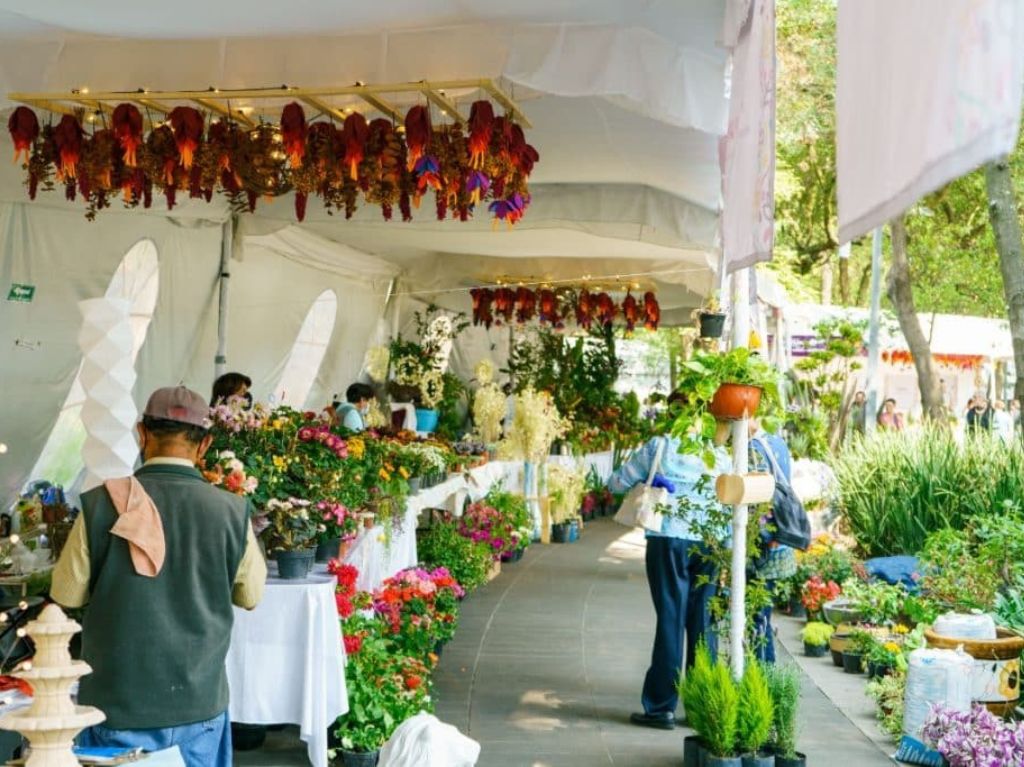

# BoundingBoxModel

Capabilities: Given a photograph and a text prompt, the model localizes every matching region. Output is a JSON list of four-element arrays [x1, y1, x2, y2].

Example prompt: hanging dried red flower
[[576, 289, 594, 330], [643, 292, 661, 331], [280, 102, 308, 168], [404, 105, 431, 171], [467, 100, 495, 169], [494, 287, 515, 324], [622, 292, 639, 333], [342, 112, 368, 181], [52, 115, 84, 181], [7, 107, 39, 165], [595, 292, 617, 328], [538, 289, 559, 325], [470, 288, 495, 329], [167, 106, 204, 169], [111, 103, 143, 167], [515, 287, 536, 324]]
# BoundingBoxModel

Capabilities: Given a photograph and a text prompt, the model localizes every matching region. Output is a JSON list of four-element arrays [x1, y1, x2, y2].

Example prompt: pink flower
[[297, 427, 316, 441]]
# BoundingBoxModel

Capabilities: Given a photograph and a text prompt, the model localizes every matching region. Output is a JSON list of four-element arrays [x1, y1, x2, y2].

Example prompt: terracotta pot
[[709, 383, 762, 420]]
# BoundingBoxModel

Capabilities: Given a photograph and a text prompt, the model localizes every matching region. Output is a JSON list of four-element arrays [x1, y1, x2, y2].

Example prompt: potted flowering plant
[[315, 500, 359, 563], [484, 489, 532, 561], [416, 518, 494, 592], [261, 497, 321, 578], [547, 464, 585, 544], [696, 291, 726, 339], [458, 501, 518, 561], [865, 638, 902, 679], [800, 622, 834, 658], [200, 450, 259, 496], [800, 575, 841, 622], [372, 567, 464, 661]]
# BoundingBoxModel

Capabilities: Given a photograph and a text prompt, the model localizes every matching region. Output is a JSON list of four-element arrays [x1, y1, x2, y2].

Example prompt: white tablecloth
[[226, 572, 347, 767], [342, 504, 421, 592]]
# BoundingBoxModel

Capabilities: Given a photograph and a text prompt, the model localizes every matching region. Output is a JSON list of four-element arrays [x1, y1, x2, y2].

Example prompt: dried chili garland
[[7, 100, 537, 224]]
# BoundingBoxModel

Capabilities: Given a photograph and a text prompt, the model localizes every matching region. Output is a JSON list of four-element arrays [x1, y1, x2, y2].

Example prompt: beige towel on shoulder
[[104, 477, 166, 577]]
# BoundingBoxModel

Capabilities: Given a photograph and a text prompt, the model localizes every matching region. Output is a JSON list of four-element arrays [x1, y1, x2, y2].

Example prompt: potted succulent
[[261, 497, 320, 579], [696, 292, 727, 339], [767, 664, 805, 767], [801, 622, 834, 658], [736, 660, 775, 767], [679, 642, 714, 767], [671, 348, 782, 466]]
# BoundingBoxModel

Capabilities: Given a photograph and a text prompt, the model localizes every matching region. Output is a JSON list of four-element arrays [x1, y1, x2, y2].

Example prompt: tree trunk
[[838, 248, 851, 305], [888, 216, 945, 420], [820, 257, 834, 305], [984, 159, 1024, 403]]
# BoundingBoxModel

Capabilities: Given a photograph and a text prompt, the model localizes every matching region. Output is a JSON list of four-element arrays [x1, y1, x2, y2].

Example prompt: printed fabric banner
[[837, 0, 1024, 244], [720, 0, 776, 273]]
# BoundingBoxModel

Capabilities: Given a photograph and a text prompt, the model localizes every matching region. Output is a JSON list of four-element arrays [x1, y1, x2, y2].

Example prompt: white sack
[[379, 713, 480, 767]]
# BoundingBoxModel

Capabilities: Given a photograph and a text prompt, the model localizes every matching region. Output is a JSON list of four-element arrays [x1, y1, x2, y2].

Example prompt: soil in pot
[[340, 749, 380, 767], [775, 753, 806, 767], [314, 537, 342, 563], [804, 642, 828, 658], [741, 752, 775, 767], [709, 383, 763, 420], [683, 735, 705, 767], [699, 311, 727, 338], [275, 548, 315, 579], [842, 651, 864, 674]]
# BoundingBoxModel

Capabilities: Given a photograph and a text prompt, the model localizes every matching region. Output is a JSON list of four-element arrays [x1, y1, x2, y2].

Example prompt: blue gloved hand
[[651, 474, 676, 493]]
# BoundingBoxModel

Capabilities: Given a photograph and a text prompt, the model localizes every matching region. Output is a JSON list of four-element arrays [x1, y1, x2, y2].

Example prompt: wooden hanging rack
[[7, 78, 532, 129]]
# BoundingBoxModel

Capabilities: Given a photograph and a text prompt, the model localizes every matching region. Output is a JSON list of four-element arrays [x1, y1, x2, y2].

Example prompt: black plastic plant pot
[[699, 311, 727, 338], [275, 548, 315, 579], [775, 753, 807, 767], [551, 523, 570, 543], [868, 661, 894, 680], [741, 752, 775, 767], [683, 735, 705, 767], [705, 755, 742, 767], [788, 600, 807, 619], [804, 642, 828, 658], [842, 651, 865, 674], [830, 649, 844, 667], [340, 750, 379, 767], [314, 537, 342, 563]]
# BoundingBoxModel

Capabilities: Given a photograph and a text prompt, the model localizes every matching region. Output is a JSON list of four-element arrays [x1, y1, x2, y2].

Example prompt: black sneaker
[[629, 711, 676, 730]]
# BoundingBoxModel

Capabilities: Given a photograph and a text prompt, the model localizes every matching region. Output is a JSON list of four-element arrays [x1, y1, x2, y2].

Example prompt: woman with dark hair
[[211, 372, 252, 407]]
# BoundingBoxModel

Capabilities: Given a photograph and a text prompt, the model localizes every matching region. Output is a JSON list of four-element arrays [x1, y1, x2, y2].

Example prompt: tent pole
[[214, 217, 233, 380], [864, 228, 884, 435], [729, 267, 750, 680]]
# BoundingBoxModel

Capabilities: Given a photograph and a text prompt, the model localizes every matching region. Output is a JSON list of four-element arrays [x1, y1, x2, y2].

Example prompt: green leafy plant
[[766, 663, 801, 760], [993, 576, 1024, 634], [416, 519, 493, 591], [484, 487, 533, 552], [865, 638, 903, 669], [834, 426, 1024, 556], [801, 621, 834, 647], [918, 527, 1002, 612], [839, 579, 908, 625], [866, 671, 906, 739], [847, 629, 877, 656], [736, 659, 775, 756], [670, 348, 783, 467], [703, 655, 739, 758]]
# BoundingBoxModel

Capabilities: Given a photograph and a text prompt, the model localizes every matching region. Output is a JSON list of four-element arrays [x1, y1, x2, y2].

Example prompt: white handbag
[[613, 438, 670, 533]]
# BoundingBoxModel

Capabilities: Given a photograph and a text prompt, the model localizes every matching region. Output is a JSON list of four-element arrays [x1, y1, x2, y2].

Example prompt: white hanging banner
[[837, 0, 1024, 244], [720, 0, 777, 272]]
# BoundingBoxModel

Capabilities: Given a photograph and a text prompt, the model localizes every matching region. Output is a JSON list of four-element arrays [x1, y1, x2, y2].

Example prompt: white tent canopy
[[0, 0, 780, 505]]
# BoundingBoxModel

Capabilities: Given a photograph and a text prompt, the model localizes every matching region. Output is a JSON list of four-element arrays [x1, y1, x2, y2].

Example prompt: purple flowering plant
[[922, 704, 1024, 767], [458, 501, 519, 560]]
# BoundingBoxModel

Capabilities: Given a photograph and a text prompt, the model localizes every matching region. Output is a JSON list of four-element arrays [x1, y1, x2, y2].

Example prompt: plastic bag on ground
[[379, 713, 480, 767], [902, 647, 973, 740], [931, 612, 997, 641]]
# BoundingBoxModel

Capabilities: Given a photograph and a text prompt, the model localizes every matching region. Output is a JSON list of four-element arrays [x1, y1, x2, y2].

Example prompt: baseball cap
[[143, 386, 211, 428]]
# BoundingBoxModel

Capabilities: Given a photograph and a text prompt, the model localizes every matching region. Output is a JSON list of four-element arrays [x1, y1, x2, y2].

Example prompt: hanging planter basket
[[709, 383, 762, 421], [698, 311, 727, 338]]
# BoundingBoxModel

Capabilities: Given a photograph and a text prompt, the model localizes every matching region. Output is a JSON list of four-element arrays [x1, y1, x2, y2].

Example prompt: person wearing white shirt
[[993, 399, 1014, 443]]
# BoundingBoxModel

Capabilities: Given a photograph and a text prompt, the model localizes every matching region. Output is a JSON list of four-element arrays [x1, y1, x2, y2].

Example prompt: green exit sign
[[6, 283, 35, 303]]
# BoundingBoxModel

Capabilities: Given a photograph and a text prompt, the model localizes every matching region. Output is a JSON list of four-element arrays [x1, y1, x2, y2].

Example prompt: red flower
[[335, 593, 354, 618], [404, 674, 422, 690], [343, 634, 363, 655]]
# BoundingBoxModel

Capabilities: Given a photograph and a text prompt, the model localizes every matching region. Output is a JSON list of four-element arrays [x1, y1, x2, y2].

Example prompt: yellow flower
[[272, 455, 287, 471], [379, 468, 391, 481], [893, 624, 910, 635], [272, 419, 286, 430], [883, 642, 901, 654], [348, 438, 365, 459], [399, 467, 410, 479]]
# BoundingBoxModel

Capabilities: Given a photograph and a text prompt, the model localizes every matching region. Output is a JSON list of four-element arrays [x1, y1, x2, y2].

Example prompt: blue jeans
[[79, 710, 231, 767], [752, 579, 777, 664], [642, 537, 719, 715]]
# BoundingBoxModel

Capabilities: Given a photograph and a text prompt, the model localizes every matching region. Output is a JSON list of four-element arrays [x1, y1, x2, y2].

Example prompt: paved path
[[434, 517, 895, 767]]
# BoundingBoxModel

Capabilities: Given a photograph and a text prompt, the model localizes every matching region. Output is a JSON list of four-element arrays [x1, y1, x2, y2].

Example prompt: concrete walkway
[[434, 517, 895, 767]]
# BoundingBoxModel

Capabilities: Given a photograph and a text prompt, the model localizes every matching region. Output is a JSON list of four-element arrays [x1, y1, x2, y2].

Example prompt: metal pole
[[865, 228, 884, 435], [214, 218, 233, 380], [729, 267, 750, 680]]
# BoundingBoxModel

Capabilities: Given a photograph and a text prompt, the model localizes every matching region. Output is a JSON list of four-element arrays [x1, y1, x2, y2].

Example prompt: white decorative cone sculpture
[[0, 605, 105, 766], [78, 298, 138, 492]]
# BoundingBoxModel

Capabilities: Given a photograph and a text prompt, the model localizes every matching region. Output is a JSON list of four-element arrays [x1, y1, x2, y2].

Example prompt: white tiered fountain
[[0, 604, 105, 766]]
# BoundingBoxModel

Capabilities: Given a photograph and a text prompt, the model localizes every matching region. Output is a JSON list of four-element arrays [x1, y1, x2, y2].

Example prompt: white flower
[[364, 345, 391, 383], [364, 398, 390, 429], [218, 450, 236, 460], [226, 458, 244, 473], [499, 387, 568, 462], [473, 384, 506, 444], [419, 369, 445, 408], [474, 359, 497, 386], [394, 355, 422, 387]]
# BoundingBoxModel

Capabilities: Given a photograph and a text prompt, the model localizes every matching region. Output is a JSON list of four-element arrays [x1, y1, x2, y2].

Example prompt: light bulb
[[15, 628, 26, 638], [0, 443, 7, 454]]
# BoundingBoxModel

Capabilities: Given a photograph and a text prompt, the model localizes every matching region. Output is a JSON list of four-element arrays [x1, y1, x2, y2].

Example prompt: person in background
[[332, 383, 373, 433], [993, 399, 1014, 444], [876, 398, 904, 431], [848, 390, 867, 435], [1012, 399, 1022, 434], [211, 372, 252, 407], [749, 419, 796, 664], [52, 386, 266, 767], [966, 394, 993, 436], [608, 392, 731, 731]]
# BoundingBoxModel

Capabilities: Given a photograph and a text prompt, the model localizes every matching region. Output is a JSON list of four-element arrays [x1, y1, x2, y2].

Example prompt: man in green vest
[[52, 385, 266, 767]]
